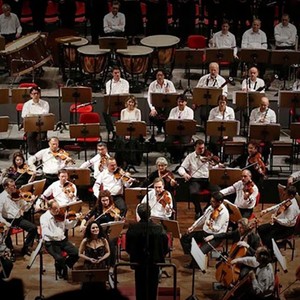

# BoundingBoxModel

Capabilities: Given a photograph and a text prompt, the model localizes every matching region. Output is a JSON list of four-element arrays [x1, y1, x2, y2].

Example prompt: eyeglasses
[[31, 92, 39, 95]]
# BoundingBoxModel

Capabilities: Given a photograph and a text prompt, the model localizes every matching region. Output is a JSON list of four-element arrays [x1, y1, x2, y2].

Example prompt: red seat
[[69, 103, 93, 124], [188, 189, 211, 209], [44, 0, 59, 25], [10, 227, 25, 245], [74, 1, 88, 36], [187, 35, 207, 49], [20, 0, 33, 24]]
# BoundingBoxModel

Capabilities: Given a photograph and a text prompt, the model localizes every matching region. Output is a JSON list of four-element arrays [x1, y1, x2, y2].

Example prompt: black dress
[[83, 243, 107, 269]]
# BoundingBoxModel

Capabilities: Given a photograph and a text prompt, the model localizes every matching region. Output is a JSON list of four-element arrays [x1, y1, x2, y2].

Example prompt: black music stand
[[206, 120, 239, 161], [125, 187, 148, 221], [0, 116, 9, 150], [23, 114, 55, 152], [205, 48, 234, 75], [270, 50, 300, 89], [65, 168, 91, 186], [61, 87, 92, 124], [115, 121, 147, 173], [54, 84, 67, 133], [238, 49, 270, 66], [69, 123, 100, 161], [279, 91, 300, 125], [249, 124, 280, 142], [72, 269, 109, 283], [174, 49, 205, 93]]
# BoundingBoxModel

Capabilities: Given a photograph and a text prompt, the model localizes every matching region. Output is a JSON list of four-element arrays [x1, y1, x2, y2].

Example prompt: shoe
[[21, 247, 31, 256], [10, 250, 16, 262], [56, 269, 64, 279]]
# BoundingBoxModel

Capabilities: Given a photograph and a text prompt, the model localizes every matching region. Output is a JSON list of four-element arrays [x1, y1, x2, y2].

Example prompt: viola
[[159, 170, 179, 187], [210, 206, 222, 221], [247, 152, 266, 176], [157, 191, 172, 208], [98, 155, 108, 172], [11, 190, 33, 202], [63, 182, 76, 199], [52, 149, 75, 164], [113, 167, 139, 183]]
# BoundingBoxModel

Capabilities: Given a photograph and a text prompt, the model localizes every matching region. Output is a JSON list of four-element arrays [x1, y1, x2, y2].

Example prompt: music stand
[[65, 168, 91, 186], [249, 124, 280, 142], [279, 91, 300, 124], [223, 199, 243, 224], [20, 179, 46, 196], [69, 123, 100, 161], [100, 221, 125, 239], [103, 94, 129, 114], [54, 84, 67, 133], [23, 114, 55, 152], [270, 50, 300, 89], [115, 121, 147, 138], [205, 48, 234, 75], [72, 269, 109, 283], [174, 49, 205, 93], [61, 87, 92, 124], [0, 116, 9, 149], [125, 187, 148, 220], [209, 168, 242, 186], [151, 93, 179, 111], [238, 49, 270, 65], [165, 119, 197, 136], [0, 88, 9, 104], [150, 217, 180, 239], [10, 88, 31, 104]]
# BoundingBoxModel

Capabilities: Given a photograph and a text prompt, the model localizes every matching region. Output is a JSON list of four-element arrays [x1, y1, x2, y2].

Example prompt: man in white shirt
[[0, 4, 22, 43], [105, 66, 129, 95], [103, 0, 125, 36], [274, 14, 297, 50], [21, 86, 50, 155], [241, 66, 265, 92]]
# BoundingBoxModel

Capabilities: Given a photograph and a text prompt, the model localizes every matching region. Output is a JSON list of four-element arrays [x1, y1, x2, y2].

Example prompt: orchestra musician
[[40, 199, 79, 280], [220, 169, 259, 219], [79, 142, 110, 180], [241, 66, 265, 92], [92, 157, 135, 217], [258, 185, 300, 253], [178, 139, 221, 219], [28, 137, 74, 190], [138, 177, 173, 220], [229, 141, 266, 190], [21, 86, 49, 155], [147, 68, 176, 135], [36, 169, 78, 211], [120, 95, 141, 121], [103, 1, 125, 37], [105, 66, 129, 95], [180, 191, 229, 268], [0, 178, 38, 260], [249, 96, 277, 164]]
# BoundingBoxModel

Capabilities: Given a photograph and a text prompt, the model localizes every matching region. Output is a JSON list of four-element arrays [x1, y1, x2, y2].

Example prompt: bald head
[[260, 97, 269, 112]]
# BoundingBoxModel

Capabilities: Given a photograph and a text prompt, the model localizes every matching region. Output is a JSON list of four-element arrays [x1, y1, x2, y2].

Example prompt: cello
[[215, 242, 248, 287]]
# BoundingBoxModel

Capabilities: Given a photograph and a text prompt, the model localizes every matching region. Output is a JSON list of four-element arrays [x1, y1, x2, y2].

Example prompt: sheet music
[[272, 238, 288, 273], [27, 238, 43, 269], [191, 238, 207, 273]]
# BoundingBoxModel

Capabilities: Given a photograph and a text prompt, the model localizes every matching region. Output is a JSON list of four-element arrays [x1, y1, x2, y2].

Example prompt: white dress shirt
[[103, 12, 125, 34], [80, 153, 110, 179], [249, 107, 277, 124], [21, 99, 49, 118], [196, 74, 228, 96], [208, 106, 235, 120], [241, 29, 268, 49], [211, 30, 237, 56], [274, 22, 297, 47], [0, 13, 22, 35], [105, 78, 129, 94], [241, 78, 265, 92], [147, 79, 176, 110], [221, 180, 258, 209], [168, 106, 194, 120], [292, 80, 300, 91], [120, 108, 142, 121]]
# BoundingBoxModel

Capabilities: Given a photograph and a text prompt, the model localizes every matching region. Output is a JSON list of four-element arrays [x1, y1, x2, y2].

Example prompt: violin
[[99, 155, 108, 172], [0, 222, 7, 233], [16, 163, 35, 175], [243, 181, 255, 200], [206, 206, 222, 229], [247, 152, 266, 176], [11, 190, 33, 202], [103, 205, 121, 219], [63, 182, 76, 199], [54, 208, 78, 222], [157, 190, 172, 208], [113, 167, 139, 183], [52, 149, 75, 164], [159, 170, 179, 187], [271, 199, 292, 225], [199, 150, 220, 166]]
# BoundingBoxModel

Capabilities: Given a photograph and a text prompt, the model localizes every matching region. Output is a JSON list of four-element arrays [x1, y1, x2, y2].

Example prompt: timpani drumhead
[[63, 37, 89, 48], [77, 45, 109, 56], [140, 35, 180, 48], [117, 45, 153, 56]]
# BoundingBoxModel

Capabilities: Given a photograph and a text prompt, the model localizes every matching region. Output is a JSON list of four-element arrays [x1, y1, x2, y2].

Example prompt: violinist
[[79, 190, 121, 276], [37, 169, 78, 210], [229, 141, 266, 189], [21, 86, 49, 155], [249, 97, 277, 164], [178, 139, 221, 219], [180, 192, 229, 269], [93, 157, 134, 216], [258, 185, 300, 252], [2, 152, 36, 189], [40, 199, 79, 280], [0, 178, 38, 259], [138, 177, 173, 219], [28, 137, 74, 190], [220, 170, 259, 219]]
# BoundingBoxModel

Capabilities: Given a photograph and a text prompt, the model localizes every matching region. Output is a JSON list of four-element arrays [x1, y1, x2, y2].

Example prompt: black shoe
[[21, 247, 31, 256], [10, 250, 16, 262]]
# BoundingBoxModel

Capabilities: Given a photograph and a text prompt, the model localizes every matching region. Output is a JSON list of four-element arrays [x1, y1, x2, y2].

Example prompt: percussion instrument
[[62, 37, 89, 66], [77, 45, 109, 75], [140, 34, 180, 70], [117, 45, 153, 77], [0, 32, 52, 76]]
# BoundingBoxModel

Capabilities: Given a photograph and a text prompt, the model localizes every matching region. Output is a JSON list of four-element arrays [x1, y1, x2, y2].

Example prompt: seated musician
[[229, 246, 275, 300], [103, 1, 125, 37], [40, 199, 79, 280], [205, 217, 261, 278], [21, 86, 49, 155], [137, 177, 173, 220], [36, 169, 78, 211], [208, 94, 236, 155], [120, 95, 141, 121], [178, 139, 221, 219], [80, 142, 110, 180], [147, 68, 176, 134], [180, 191, 229, 268], [165, 93, 194, 163], [220, 170, 259, 219], [105, 66, 129, 95], [28, 137, 74, 190], [229, 140, 266, 190], [92, 157, 134, 217], [241, 66, 265, 92], [258, 185, 300, 252]]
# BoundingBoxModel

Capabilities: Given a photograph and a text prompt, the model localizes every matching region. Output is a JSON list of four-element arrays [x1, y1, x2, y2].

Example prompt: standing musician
[[180, 191, 229, 268], [258, 185, 300, 252], [178, 139, 221, 219], [229, 141, 266, 190], [21, 86, 49, 155], [92, 157, 135, 216], [138, 177, 173, 220], [36, 169, 78, 211], [241, 66, 265, 92], [0, 178, 38, 259], [79, 142, 110, 180], [249, 96, 277, 164], [147, 68, 176, 135], [220, 170, 259, 219], [40, 199, 79, 280], [28, 137, 74, 190]]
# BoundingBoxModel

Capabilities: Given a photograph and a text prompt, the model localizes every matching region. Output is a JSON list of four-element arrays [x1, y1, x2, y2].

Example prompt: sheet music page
[[191, 238, 207, 273]]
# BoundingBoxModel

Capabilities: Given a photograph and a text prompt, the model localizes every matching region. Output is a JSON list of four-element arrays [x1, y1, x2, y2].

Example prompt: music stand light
[[249, 124, 280, 142], [65, 168, 91, 186], [69, 123, 100, 161], [61, 87, 92, 124]]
